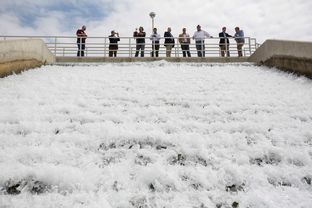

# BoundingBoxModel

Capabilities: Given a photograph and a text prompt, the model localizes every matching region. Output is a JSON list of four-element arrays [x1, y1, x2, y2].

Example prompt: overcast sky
[[0, 0, 311, 43]]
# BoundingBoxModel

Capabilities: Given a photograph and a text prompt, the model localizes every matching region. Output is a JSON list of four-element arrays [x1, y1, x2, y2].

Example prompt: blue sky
[[0, 0, 312, 43], [0, 0, 113, 33]]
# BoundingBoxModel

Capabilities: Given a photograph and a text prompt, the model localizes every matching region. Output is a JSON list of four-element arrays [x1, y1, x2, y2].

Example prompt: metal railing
[[0, 35, 259, 58]]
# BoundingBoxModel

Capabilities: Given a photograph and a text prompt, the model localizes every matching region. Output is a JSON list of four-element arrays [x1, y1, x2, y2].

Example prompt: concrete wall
[[249, 39, 312, 77], [0, 39, 55, 78]]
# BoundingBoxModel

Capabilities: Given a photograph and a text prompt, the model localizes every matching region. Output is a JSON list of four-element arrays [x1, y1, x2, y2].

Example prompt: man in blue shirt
[[234, 27, 245, 57]]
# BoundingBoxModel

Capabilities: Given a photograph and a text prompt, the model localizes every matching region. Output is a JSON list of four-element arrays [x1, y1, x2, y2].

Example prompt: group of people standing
[[219, 26, 245, 57], [76, 25, 245, 58]]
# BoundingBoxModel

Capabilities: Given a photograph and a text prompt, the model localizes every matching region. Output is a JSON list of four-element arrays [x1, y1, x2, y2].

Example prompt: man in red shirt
[[76, 25, 87, 57]]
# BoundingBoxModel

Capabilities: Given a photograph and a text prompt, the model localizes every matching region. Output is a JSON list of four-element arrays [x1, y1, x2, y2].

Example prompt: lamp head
[[149, 12, 156, 18]]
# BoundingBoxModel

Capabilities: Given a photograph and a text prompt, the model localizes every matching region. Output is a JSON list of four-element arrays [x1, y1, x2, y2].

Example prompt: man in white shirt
[[150, 28, 161, 57], [192, 25, 212, 57]]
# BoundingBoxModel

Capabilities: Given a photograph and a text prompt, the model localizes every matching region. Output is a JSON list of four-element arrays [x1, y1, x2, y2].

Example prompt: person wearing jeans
[[150, 28, 161, 57], [76, 25, 87, 57], [179, 28, 191, 57], [192, 25, 212, 57], [133, 26, 146, 57]]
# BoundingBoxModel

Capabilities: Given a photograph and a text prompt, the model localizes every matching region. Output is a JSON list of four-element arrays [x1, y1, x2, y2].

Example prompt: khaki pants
[[220, 44, 230, 57], [165, 45, 173, 57], [237, 43, 244, 57]]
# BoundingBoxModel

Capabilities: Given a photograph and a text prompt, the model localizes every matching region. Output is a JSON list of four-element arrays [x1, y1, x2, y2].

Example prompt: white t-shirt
[[150, 33, 161, 42], [192, 30, 211, 41]]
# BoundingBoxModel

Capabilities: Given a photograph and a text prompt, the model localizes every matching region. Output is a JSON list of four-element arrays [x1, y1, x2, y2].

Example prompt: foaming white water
[[0, 62, 311, 207]]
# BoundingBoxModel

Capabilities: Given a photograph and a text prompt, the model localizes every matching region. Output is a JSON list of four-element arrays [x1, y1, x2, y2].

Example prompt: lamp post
[[149, 12, 156, 57], [149, 12, 156, 32]]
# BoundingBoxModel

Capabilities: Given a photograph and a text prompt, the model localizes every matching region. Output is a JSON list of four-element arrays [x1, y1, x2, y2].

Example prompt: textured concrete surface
[[264, 56, 312, 78], [249, 40, 312, 77], [0, 59, 42, 78], [0, 39, 55, 78]]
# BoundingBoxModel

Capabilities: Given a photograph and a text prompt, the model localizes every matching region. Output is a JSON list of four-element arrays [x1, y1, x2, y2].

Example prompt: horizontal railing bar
[[0, 35, 255, 40], [1, 35, 259, 58]]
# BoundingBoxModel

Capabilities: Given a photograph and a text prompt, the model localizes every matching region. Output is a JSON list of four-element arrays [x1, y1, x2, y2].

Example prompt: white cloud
[[0, 0, 311, 43]]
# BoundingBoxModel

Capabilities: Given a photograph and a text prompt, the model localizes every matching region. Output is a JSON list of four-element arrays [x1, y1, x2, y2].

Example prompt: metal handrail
[[0, 35, 260, 58]]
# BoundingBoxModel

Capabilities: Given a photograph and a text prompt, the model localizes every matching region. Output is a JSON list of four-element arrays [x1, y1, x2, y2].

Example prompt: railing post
[[104, 38, 107, 57], [225, 40, 228, 57], [248, 37, 252, 56], [129, 37, 131, 57], [177, 38, 179, 58], [174, 38, 176, 57], [254, 38, 257, 51], [54, 37, 57, 55], [201, 40, 204, 57]]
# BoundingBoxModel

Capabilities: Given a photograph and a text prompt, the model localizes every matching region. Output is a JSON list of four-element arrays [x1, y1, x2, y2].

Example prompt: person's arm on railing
[[204, 31, 213, 38]]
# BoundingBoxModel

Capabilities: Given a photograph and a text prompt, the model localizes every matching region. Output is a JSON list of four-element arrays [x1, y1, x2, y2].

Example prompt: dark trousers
[[109, 46, 118, 57], [109, 51, 117, 57], [151, 42, 160, 57], [77, 43, 85, 57], [135, 44, 145, 57], [196, 41, 205, 57], [181, 44, 191, 57]]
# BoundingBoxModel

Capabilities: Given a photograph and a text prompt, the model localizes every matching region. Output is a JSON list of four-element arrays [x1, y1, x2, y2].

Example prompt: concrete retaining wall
[[249, 39, 312, 77], [0, 39, 55, 78]]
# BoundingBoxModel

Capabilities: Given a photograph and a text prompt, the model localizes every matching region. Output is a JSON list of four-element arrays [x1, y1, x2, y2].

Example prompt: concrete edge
[[248, 39, 312, 78], [263, 55, 312, 78]]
